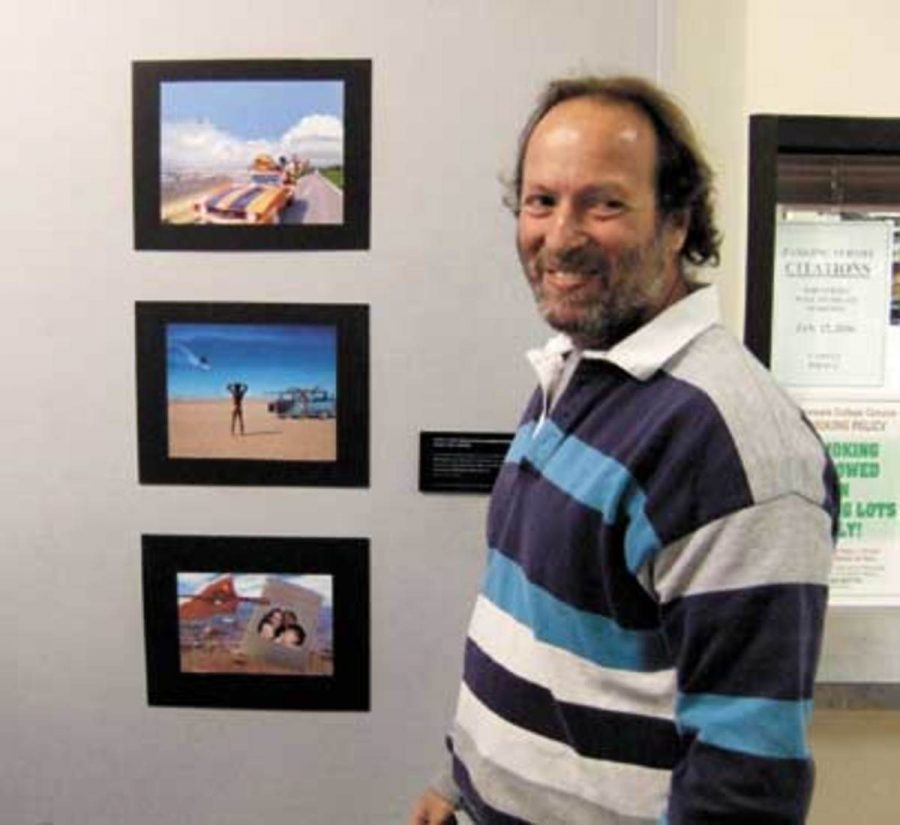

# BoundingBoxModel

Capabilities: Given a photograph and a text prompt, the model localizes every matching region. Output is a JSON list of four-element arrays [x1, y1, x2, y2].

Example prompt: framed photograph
[[142, 534, 370, 710], [132, 59, 371, 251], [136, 301, 368, 486]]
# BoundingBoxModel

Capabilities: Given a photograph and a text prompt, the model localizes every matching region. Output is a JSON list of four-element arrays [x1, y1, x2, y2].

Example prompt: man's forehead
[[527, 97, 657, 158]]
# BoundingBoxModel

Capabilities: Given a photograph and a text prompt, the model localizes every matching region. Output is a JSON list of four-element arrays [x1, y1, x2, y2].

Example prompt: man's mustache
[[537, 243, 611, 279]]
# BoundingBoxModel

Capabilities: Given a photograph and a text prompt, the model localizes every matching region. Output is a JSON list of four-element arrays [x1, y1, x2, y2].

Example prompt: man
[[411, 76, 838, 824], [227, 381, 248, 436]]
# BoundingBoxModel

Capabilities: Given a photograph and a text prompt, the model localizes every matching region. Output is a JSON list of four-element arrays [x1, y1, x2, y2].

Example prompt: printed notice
[[419, 431, 513, 493], [771, 221, 893, 387], [804, 400, 900, 606]]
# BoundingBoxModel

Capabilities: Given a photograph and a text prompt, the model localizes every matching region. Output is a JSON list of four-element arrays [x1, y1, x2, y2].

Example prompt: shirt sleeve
[[648, 493, 835, 823], [429, 756, 462, 810]]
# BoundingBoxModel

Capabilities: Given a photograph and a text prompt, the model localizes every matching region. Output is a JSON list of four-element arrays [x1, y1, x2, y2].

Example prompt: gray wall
[[2, 2, 662, 822]]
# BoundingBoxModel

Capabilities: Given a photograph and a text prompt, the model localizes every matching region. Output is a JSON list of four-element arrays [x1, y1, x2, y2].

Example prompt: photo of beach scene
[[177, 572, 334, 676], [166, 322, 338, 462], [160, 78, 345, 226]]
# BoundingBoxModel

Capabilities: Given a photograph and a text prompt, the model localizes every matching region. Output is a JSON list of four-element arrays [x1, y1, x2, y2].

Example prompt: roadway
[[281, 171, 344, 225]]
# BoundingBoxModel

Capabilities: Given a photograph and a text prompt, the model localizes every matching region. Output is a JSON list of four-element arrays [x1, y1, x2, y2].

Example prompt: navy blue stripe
[[508, 421, 663, 574], [662, 584, 828, 699], [228, 185, 267, 211], [483, 548, 671, 672], [668, 736, 813, 823], [207, 185, 266, 211], [637, 378, 753, 543], [451, 753, 529, 825], [549, 363, 754, 546], [798, 410, 840, 539], [206, 187, 236, 209], [487, 464, 661, 630], [464, 638, 681, 769], [820, 447, 841, 540]]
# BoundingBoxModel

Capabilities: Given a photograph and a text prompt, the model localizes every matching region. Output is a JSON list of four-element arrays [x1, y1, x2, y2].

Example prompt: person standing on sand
[[227, 382, 248, 436]]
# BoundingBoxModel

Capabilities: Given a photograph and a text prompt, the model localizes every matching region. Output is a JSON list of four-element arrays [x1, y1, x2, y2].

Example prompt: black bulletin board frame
[[745, 114, 900, 707]]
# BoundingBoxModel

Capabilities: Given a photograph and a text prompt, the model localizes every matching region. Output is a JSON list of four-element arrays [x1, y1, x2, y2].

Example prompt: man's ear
[[664, 209, 689, 257]]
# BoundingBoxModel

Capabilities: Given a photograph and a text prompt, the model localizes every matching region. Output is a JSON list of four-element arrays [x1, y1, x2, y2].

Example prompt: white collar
[[527, 283, 721, 381]]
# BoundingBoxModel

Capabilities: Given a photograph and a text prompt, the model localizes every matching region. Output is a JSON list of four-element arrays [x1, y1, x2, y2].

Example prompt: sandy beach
[[180, 646, 333, 676], [168, 399, 337, 461]]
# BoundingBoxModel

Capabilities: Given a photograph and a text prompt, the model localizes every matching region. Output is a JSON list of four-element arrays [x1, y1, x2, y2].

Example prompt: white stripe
[[470, 594, 676, 720], [455, 683, 670, 820], [453, 724, 657, 825]]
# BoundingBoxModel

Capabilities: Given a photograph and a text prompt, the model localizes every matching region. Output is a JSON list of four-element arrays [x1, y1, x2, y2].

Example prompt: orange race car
[[193, 170, 294, 225]]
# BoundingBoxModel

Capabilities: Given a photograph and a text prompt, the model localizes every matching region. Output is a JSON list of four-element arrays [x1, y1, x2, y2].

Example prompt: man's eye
[[590, 199, 626, 216], [521, 194, 555, 214]]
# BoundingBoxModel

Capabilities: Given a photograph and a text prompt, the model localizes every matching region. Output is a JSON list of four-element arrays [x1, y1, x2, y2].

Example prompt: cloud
[[285, 575, 333, 607], [234, 574, 267, 597], [161, 114, 344, 172], [177, 572, 218, 597], [161, 120, 251, 172]]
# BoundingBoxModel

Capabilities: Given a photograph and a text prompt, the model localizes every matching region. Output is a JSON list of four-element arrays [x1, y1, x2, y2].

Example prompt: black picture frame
[[142, 534, 370, 711], [132, 59, 371, 251], [744, 114, 900, 363], [136, 301, 368, 487]]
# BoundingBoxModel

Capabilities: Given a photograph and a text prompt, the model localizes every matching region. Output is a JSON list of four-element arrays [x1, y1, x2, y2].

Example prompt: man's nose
[[545, 204, 588, 252]]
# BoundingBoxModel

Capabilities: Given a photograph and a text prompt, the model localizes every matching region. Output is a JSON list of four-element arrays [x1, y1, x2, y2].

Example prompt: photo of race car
[[136, 60, 370, 250]]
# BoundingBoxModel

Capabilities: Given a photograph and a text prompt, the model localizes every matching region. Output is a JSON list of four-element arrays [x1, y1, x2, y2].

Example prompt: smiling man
[[410, 76, 839, 825], [517, 93, 688, 350]]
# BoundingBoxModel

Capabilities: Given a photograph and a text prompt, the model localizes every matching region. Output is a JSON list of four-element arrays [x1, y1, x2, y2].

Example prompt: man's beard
[[525, 235, 669, 350]]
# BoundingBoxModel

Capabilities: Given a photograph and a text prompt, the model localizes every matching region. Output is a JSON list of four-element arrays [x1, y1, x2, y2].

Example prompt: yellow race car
[[194, 171, 294, 225]]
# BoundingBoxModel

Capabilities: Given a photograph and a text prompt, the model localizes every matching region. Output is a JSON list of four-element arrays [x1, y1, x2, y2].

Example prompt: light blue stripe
[[676, 692, 812, 760], [506, 421, 661, 573], [483, 548, 671, 672], [505, 421, 536, 464]]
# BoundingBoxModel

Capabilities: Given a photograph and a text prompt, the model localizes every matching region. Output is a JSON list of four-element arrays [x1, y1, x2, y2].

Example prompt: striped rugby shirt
[[439, 285, 839, 824]]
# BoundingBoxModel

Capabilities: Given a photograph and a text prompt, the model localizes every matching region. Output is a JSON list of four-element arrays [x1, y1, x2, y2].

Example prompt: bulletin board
[[745, 114, 900, 706]]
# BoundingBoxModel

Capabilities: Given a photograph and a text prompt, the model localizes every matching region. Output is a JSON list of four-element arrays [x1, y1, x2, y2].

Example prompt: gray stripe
[[647, 494, 834, 602], [666, 326, 829, 506], [429, 765, 462, 809], [452, 725, 662, 825]]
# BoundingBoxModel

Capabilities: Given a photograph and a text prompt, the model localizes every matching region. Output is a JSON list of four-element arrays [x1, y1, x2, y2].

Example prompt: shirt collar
[[527, 283, 721, 381]]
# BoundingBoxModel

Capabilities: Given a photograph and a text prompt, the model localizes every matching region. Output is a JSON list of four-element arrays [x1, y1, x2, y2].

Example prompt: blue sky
[[177, 572, 333, 607], [162, 80, 343, 140], [160, 79, 345, 170], [166, 322, 337, 400]]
